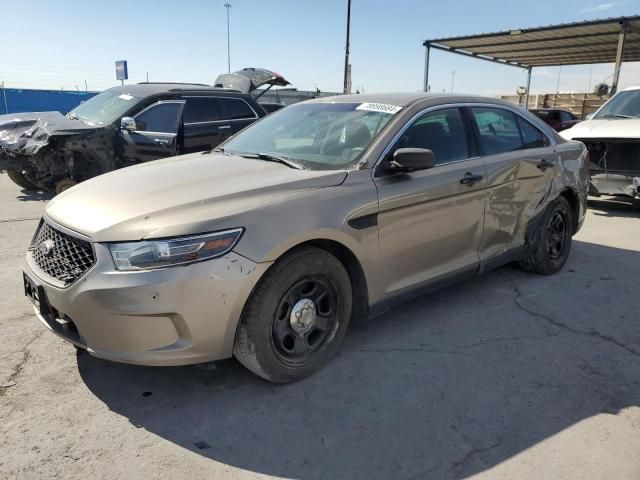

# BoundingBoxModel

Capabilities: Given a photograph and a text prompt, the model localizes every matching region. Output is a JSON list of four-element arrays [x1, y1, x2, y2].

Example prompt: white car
[[561, 86, 640, 205]]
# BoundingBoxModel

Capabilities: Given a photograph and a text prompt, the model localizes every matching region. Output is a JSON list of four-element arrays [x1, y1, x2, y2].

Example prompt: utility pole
[[451, 70, 455, 93], [342, 0, 351, 94], [224, 3, 232, 73]]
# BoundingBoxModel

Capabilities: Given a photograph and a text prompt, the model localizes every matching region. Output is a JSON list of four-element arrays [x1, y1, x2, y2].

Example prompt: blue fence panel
[[0, 88, 99, 115]]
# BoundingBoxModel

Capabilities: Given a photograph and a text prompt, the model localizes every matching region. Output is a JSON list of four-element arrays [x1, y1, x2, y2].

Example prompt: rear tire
[[6, 168, 38, 190], [519, 196, 573, 275], [234, 246, 352, 383]]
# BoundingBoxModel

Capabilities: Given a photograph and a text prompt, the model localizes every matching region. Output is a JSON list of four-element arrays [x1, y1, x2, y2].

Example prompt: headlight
[[108, 228, 243, 271]]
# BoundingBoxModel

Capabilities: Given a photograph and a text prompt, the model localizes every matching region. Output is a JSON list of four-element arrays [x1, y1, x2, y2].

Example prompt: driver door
[[119, 100, 185, 164], [374, 107, 487, 299]]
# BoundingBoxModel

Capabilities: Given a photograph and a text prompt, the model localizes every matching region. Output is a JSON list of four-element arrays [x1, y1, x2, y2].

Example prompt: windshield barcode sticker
[[119, 94, 134, 101], [356, 103, 401, 114]]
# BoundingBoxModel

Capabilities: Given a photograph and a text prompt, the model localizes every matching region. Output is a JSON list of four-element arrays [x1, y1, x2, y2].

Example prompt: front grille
[[29, 220, 95, 286]]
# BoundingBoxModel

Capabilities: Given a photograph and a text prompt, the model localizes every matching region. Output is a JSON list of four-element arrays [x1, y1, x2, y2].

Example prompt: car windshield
[[594, 90, 640, 119], [221, 102, 399, 170], [68, 89, 141, 126]]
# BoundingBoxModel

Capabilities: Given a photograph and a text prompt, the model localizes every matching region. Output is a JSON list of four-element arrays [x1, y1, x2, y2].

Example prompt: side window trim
[[373, 105, 477, 177], [182, 96, 222, 125], [515, 115, 550, 149], [133, 100, 185, 135], [181, 96, 258, 125], [218, 97, 259, 121], [373, 102, 555, 177], [468, 105, 552, 156]]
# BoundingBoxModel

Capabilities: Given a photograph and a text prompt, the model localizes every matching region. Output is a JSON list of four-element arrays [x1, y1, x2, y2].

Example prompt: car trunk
[[579, 138, 640, 199]]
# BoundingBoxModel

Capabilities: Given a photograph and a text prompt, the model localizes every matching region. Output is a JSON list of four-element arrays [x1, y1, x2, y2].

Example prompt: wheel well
[[295, 239, 370, 320], [560, 188, 580, 234]]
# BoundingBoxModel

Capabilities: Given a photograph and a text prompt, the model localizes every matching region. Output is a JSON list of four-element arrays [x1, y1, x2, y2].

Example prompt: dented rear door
[[467, 106, 556, 262]]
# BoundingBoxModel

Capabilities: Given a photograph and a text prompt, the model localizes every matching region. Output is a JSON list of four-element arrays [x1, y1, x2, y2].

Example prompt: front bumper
[[25, 242, 271, 366]]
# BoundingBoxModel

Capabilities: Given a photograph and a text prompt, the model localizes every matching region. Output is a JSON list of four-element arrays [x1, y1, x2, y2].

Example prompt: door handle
[[460, 172, 483, 186], [218, 125, 231, 130], [154, 138, 170, 145], [537, 159, 554, 171]]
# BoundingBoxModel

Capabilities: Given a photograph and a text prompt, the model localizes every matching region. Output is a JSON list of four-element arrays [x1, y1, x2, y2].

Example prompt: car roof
[[305, 92, 520, 109], [109, 83, 240, 97]]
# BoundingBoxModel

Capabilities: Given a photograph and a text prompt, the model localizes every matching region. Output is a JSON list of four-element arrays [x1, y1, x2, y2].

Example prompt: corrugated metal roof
[[423, 16, 640, 68]]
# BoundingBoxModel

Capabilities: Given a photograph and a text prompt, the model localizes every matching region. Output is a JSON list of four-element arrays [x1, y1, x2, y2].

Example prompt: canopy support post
[[423, 43, 431, 92], [524, 67, 532, 109], [611, 19, 628, 96]]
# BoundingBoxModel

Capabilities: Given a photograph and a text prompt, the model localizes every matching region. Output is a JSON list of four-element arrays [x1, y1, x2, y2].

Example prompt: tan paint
[[27, 95, 588, 365]]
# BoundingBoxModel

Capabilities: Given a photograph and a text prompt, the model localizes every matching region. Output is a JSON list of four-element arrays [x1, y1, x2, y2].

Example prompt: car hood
[[561, 118, 640, 140], [0, 111, 97, 156], [45, 152, 348, 242]]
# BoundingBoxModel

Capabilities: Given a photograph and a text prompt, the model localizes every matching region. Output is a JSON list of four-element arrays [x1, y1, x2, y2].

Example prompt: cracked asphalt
[[0, 169, 639, 480]]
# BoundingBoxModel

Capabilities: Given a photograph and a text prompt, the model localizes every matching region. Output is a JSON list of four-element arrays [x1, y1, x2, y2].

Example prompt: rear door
[[218, 97, 260, 138], [374, 107, 487, 299], [467, 106, 555, 261], [182, 96, 227, 154], [120, 100, 185, 164]]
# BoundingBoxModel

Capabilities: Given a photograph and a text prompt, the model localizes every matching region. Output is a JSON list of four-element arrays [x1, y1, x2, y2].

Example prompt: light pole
[[224, 3, 232, 73], [451, 70, 455, 93]]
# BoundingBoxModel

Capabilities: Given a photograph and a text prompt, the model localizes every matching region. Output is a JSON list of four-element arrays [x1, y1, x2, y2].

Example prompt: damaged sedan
[[561, 85, 640, 206], [0, 68, 289, 193], [23, 93, 588, 382]]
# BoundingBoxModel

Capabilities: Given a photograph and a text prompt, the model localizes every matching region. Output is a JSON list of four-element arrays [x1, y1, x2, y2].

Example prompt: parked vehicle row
[[22, 93, 589, 382], [530, 108, 581, 132], [0, 68, 289, 193]]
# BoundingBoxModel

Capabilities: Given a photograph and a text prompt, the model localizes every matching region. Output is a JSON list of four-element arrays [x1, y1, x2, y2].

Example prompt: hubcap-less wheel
[[272, 277, 338, 366], [547, 211, 567, 259]]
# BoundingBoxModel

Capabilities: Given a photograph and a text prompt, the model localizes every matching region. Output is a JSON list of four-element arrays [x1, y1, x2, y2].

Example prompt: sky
[[1, 0, 639, 96]]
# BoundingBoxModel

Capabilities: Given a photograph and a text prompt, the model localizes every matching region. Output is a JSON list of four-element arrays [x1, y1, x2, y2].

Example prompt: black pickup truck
[[0, 68, 289, 193]]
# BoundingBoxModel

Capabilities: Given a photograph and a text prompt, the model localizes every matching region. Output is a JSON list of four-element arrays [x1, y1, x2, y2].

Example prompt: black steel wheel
[[520, 196, 573, 275], [234, 246, 352, 383], [546, 211, 567, 260], [271, 276, 339, 366]]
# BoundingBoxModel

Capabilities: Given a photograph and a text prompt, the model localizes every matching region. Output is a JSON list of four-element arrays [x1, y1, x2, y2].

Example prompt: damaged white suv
[[561, 86, 640, 206]]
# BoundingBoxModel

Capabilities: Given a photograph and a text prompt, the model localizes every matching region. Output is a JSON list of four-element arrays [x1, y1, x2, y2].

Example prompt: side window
[[183, 98, 221, 123], [517, 117, 547, 149], [135, 102, 182, 133], [219, 98, 257, 120], [393, 108, 469, 165], [559, 111, 573, 122], [471, 107, 523, 155]]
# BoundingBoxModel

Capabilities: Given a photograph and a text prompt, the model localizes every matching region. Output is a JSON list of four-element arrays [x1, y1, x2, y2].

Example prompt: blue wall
[[0, 88, 99, 115]]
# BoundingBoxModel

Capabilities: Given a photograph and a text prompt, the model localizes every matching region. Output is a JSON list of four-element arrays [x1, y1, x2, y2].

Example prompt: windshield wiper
[[238, 152, 305, 170], [67, 112, 78, 120], [599, 114, 635, 119]]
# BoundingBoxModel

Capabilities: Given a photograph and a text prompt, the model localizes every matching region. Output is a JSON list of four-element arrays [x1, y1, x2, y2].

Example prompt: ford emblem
[[38, 239, 55, 256]]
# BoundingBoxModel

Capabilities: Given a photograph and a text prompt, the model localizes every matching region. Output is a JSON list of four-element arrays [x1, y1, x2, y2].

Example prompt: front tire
[[520, 196, 573, 275], [6, 168, 39, 190], [234, 246, 352, 383]]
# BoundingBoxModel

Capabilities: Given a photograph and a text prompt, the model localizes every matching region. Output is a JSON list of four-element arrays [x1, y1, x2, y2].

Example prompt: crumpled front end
[[579, 139, 640, 201], [0, 112, 111, 193]]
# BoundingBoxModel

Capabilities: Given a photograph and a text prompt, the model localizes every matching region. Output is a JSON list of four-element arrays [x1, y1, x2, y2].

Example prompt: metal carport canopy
[[422, 16, 640, 105]]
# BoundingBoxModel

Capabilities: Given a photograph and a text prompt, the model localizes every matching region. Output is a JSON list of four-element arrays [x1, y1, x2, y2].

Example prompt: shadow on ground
[[78, 240, 640, 480]]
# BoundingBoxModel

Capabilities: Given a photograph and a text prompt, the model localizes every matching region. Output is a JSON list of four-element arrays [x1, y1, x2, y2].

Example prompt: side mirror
[[388, 148, 435, 172], [121, 117, 137, 132]]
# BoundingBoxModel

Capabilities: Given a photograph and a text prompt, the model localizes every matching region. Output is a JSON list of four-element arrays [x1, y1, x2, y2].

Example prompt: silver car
[[23, 93, 589, 382]]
